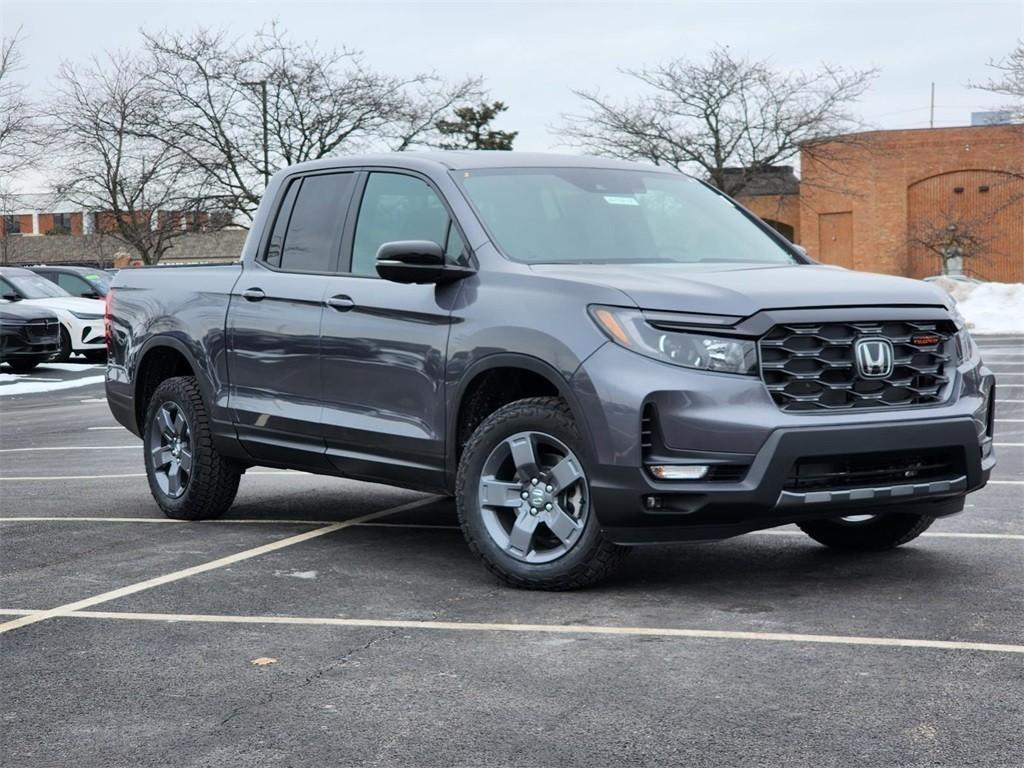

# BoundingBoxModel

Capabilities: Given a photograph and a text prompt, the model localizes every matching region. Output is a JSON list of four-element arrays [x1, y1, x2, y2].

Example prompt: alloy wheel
[[477, 431, 590, 564], [149, 402, 193, 498]]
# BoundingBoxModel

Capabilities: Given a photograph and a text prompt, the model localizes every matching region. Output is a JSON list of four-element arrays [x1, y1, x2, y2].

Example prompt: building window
[[50, 213, 73, 235], [2, 215, 20, 236]]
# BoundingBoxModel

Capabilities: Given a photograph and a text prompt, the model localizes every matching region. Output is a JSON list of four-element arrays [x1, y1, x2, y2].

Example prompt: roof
[[724, 166, 800, 196], [279, 151, 675, 177]]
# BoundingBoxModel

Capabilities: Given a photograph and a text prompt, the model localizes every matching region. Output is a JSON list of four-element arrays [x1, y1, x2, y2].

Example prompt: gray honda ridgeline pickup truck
[[106, 152, 996, 589]]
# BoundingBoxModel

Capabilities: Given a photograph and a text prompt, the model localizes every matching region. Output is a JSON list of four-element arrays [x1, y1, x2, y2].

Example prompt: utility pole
[[929, 82, 935, 128], [242, 79, 270, 187]]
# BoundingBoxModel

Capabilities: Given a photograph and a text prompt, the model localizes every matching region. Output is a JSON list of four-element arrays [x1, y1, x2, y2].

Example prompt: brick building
[[735, 124, 1023, 282]]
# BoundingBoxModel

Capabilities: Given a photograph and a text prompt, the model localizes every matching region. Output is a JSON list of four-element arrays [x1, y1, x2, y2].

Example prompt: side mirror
[[1, 292, 20, 302], [375, 240, 475, 284]]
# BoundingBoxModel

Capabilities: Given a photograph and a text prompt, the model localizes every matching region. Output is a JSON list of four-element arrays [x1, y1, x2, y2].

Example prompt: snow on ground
[[0, 373, 105, 397], [0, 362, 104, 397], [927, 278, 1024, 336]]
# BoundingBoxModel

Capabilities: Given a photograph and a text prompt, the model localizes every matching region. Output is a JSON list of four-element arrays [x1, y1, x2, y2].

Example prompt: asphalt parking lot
[[1, 340, 1022, 768]]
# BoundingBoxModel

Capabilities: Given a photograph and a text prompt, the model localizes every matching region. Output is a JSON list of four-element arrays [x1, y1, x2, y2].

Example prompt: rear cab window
[[261, 172, 357, 273]]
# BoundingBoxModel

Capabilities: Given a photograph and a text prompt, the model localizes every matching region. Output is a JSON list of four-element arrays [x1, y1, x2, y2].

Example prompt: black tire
[[5, 357, 44, 372], [456, 396, 629, 590], [797, 512, 935, 551], [53, 326, 72, 363], [143, 376, 240, 520], [83, 349, 107, 364]]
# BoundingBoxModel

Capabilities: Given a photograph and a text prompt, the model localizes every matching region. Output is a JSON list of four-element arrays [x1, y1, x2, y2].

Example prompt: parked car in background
[[0, 302, 62, 372], [0, 267, 106, 363], [28, 265, 112, 298]]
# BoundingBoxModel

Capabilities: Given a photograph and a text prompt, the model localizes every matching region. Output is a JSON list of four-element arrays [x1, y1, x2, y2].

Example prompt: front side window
[[265, 173, 355, 273], [456, 168, 797, 266], [2, 215, 20, 236], [351, 173, 452, 277]]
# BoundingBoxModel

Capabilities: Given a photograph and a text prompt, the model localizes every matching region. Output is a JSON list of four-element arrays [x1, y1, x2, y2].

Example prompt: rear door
[[318, 170, 466, 488], [226, 171, 357, 470]]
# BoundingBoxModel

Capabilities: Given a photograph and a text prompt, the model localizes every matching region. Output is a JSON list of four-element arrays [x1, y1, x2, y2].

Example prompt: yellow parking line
[[0, 517, 1020, 540], [0, 496, 441, 635], [0, 471, 319, 481], [0, 607, 1019, 654]]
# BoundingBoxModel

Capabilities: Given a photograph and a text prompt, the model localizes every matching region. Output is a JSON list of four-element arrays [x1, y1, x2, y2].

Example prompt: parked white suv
[[0, 267, 106, 363]]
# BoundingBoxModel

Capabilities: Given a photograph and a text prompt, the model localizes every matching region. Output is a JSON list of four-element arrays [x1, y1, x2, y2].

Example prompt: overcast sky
[[2, 0, 1021, 191]]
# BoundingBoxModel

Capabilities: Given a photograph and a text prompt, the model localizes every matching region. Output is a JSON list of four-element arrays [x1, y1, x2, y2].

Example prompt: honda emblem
[[855, 337, 894, 378]]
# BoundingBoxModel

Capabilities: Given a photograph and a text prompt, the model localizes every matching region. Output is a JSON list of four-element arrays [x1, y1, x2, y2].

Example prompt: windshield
[[81, 271, 111, 293], [4, 273, 71, 299], [456, 167, 798, 266]]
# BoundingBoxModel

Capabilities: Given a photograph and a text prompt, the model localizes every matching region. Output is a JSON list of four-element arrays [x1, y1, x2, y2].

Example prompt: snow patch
[[0, 374, 105, 397], [273, 569, 318, 580], [927, 279, 1024, 335]]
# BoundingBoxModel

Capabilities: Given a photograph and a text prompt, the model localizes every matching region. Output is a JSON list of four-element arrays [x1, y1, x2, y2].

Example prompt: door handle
[[241, 288, 265, 302], [325, 295, 355, 311]]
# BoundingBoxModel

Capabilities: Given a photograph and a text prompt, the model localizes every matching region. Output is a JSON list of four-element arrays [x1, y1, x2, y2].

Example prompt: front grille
[[25, 318, 59, 343], [784, 448, 962, 491], [759, 320, 955, 411]]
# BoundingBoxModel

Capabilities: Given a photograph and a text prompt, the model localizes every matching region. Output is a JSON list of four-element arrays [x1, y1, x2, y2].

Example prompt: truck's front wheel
[[456, 397, 628, 590], [797, 512, 935, 551], [143, 376, 240, 520]]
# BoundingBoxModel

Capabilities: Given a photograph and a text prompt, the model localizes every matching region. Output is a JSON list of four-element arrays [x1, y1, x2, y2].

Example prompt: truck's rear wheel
[[797, 512, 935, 551], [143, 376, 240, 520], [456, 396, 628, 590]]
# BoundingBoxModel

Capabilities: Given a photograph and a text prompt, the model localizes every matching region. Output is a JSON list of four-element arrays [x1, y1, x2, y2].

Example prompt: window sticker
[[603, 195, 639, 206]]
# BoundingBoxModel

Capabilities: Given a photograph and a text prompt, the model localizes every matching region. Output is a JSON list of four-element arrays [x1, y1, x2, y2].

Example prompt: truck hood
[[528, 263, 951, 317]]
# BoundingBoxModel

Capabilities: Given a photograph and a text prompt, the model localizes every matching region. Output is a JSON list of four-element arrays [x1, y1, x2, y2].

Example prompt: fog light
[[648, 464, 709, 480]]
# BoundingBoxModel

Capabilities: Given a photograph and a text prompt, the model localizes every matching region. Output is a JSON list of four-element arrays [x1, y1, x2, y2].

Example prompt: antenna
[[930, 82, 935, 128]]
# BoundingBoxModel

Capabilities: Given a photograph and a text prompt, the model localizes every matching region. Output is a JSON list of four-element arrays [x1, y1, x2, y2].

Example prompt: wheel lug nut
[[521, 491, 529, 499], [531, 478, 539, 485], [545, 485, 553, 492], [545, 503, 552, 510], [530, 507, 539, 515]]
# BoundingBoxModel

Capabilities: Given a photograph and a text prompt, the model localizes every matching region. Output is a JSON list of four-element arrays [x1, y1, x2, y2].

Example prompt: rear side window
[[350, 173, 452, 277], [56, 273, 91, 295], [264, 173, 355, 273]]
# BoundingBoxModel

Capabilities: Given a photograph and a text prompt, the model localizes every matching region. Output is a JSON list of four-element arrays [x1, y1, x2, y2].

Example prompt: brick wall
[[736, 194, 802, 243], [799, 124, 1024, 281], [0, 230, 249, 267]]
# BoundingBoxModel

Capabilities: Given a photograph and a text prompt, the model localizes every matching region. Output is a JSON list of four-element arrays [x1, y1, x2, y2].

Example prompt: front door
[[319, 171, 467, 488], [226, 171, 357, 469]]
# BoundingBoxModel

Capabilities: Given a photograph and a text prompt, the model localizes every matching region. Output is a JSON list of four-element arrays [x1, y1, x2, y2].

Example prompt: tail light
[[103, 289, 113, 353]]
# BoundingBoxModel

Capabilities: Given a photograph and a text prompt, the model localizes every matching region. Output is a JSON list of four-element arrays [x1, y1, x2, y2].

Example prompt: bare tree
[[561, 47, 877, 195], [971, 39, 1024, 119], [907, 207, 997, 277], [140, 24, 483, 221], [0, 28, 39, 177], [49, 51, 219, 265]]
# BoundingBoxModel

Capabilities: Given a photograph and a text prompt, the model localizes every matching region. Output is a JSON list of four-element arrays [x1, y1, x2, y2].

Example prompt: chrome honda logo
[[855, 337, 894, 378]]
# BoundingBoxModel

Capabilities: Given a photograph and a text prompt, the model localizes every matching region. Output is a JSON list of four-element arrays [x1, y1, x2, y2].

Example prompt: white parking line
[[988, 480, 1024, 485], [994, 443, 1024, 447], [0, 607, 1019, 654], [87, 426, 125, 431], [0, 495, 441, 635]]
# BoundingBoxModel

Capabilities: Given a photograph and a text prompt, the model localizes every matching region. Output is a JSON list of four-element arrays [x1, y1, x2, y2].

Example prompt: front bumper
[[0, 327, 61, 360], [572, 336, 995, 545]]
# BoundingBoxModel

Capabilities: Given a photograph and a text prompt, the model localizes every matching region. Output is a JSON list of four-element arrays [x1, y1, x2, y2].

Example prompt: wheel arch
[[447, 353, 597, 486], [132, 337, 204, 433]]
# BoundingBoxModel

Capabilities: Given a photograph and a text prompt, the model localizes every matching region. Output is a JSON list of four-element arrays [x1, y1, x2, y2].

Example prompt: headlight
[[70, 311, 103, 320], [589, 305, 758, 375], [949, 306, 976, 363]]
